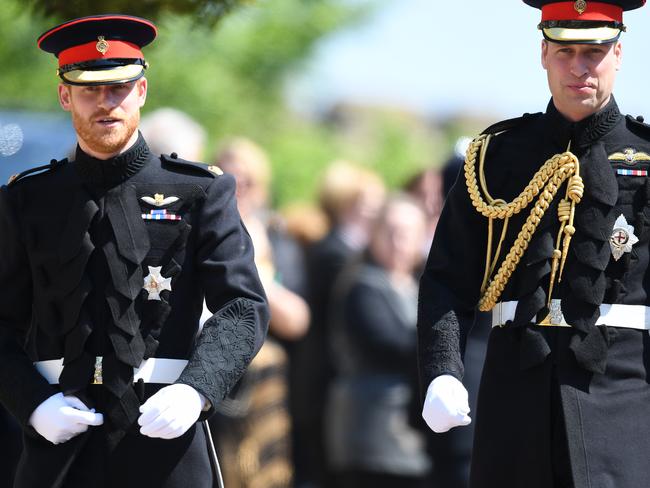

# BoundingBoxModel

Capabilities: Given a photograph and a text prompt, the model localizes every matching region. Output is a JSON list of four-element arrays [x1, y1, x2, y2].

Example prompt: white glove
[[29, 392, 104, 444], [422, 374, 472, 433], [138, 384, 206, 439]]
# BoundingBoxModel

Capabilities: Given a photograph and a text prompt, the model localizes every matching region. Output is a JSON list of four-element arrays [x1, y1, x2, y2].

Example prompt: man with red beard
[[0, 15, 269, 488]]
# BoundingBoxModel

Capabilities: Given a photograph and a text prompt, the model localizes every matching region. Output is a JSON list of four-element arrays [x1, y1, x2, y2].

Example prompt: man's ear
[[541, 39, 549, 70], [58, 84, 72, 112], [137, 77, 148, 108], [614, 41, 622, 71]]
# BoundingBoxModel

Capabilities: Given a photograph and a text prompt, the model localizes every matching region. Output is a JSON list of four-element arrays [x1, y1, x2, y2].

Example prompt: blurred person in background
[[292, 160, 386, 488], [139, 107, 207, 161], [404, 167, 444, 258], [325, 194, 431, 488], [210, 137, 310, 488], [405, 151, 490, 488], [280, 202, 329, 249]]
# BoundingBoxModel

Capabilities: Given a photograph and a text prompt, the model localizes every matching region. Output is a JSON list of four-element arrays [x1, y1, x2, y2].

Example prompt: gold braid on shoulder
[[464, 133, 584, 312]]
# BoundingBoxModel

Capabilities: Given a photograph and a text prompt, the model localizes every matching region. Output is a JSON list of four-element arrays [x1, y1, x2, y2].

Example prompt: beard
[[71, 106, 140, 157]]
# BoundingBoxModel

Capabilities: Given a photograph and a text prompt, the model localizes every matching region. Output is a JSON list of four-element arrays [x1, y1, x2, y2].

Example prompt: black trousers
[[334, 470, 429, 488], [471, 326, 650, 488], [470, 327, 575, 488]]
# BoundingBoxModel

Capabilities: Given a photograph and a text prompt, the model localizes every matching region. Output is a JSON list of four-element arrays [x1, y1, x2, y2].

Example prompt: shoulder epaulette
[[160, 152, 223, 178], [625, 114, 650, 135], [7, 158, 68, 187], [481, 112, 542, 136]]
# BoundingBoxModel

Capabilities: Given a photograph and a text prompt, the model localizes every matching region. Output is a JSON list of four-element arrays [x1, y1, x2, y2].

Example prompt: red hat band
[[58, 40, 144, 67], [541, 2, 623, 21]]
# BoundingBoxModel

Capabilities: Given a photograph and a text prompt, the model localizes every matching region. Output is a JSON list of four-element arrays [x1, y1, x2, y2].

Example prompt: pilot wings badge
[[608, 148, 650, 166], [141, 193, 180, 207]]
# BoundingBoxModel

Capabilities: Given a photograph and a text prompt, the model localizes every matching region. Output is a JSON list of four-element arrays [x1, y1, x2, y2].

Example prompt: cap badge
[[96, 36, 109, 54], [141, 194, 180, 207], [610, 214, 638, 261], [608, 148, 650, 166], [574, 0, 587, 14], [208, 165, 224, 175], [143, 266, 172, 300]]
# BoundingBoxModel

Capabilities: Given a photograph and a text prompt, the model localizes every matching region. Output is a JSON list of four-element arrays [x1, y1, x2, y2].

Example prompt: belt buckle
[[92, 357, 103, 385], [538, 300, 570, 327]]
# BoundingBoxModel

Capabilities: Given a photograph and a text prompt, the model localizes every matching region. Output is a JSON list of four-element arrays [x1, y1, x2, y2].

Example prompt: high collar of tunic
[[74, 131, 150, 187], [545, 96, 622, 150]]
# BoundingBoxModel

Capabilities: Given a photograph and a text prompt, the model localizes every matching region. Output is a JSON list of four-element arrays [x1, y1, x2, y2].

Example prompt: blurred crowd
[[0, 108, 491, 488]]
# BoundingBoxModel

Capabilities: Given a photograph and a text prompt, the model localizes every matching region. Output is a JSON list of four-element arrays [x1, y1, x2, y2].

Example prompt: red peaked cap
[[523, 1, 646, 43], [37, 14, 157, 85]]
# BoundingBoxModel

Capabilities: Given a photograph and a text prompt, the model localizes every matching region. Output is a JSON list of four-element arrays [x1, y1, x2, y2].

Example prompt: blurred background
[[1, 1, 649, 487]]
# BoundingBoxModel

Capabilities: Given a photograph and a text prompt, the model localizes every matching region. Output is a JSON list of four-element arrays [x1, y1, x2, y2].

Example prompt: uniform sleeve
[[416, 174, 488, 391], [176, 174, 269, 414], [0, 186, 57, 427]]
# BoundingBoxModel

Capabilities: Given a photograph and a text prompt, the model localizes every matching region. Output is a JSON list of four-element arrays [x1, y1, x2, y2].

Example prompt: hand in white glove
[[138, 384, 206, 439], [422, 374, 472, 433], [29, 392, 104, 445]]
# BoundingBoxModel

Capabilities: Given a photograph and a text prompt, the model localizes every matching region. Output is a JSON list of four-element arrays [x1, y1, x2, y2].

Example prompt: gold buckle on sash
[[92, 357, 103, 385]]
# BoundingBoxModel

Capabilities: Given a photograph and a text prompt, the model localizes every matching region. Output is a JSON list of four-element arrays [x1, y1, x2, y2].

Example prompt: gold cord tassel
[[464, 134, 582, 312]]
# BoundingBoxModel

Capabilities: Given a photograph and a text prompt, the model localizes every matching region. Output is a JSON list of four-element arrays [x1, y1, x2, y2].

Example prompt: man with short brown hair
[[418, 1, 650, 487]]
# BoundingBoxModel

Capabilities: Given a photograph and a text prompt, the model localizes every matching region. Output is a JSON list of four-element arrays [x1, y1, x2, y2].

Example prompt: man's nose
[[96, 87, 119, 111], [569, 55, 589, 78]]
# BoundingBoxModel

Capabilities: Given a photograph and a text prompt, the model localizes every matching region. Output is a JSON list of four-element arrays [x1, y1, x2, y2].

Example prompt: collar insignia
[[574, 0, 587, 14], [608, 148, 650, 165], [141, 194, 180, 207], [207, 165, 223, 175], [143, 266, 172, 301], [96, 36, 109, 55], [610, 214, 638, 261]]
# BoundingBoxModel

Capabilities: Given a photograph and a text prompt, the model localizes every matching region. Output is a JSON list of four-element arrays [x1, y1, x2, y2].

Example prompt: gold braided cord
[[464, 134, 583, 312]]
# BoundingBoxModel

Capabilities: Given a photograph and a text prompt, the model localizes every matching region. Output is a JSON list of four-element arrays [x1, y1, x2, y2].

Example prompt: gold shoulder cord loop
[[464, 134, 583, 312]]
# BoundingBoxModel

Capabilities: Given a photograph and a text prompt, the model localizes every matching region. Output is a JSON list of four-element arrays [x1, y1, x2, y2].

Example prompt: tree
[[1, 0, 444, 208], [26, 0, 249, 27]]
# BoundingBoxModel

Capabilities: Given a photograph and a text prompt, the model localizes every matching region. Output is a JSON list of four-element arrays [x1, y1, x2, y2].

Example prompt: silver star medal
[[610, 214, 638, 261], [143, 266, 172, 300]]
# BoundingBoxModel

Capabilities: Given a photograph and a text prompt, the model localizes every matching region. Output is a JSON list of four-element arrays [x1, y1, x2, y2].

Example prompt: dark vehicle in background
[[0, 111, 76, 184]]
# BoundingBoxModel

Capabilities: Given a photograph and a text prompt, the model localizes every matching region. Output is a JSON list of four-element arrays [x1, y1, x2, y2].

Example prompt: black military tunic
[[0, 133, 269, 488], [417, 97, 650, 488]]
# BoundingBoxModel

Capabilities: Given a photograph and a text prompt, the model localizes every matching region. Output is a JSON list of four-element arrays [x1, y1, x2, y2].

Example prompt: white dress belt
[[492, 300, 650, 330], [34, 357, 189, 385]]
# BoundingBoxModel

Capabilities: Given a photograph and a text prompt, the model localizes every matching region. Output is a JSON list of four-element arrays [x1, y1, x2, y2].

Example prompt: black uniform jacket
[[417, 97, 650, 488], [0, 134, 269, 488]]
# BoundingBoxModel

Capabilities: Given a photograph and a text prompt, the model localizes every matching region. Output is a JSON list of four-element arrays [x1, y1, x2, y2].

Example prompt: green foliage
[[25, 0, 248, 26], [0, 0, 450, 208], [0, 2, 60, 110]]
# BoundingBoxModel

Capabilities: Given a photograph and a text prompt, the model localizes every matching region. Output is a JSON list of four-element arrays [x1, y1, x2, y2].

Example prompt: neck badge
[[610, 214, 638, 261], [143, 266, 172, 300]]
